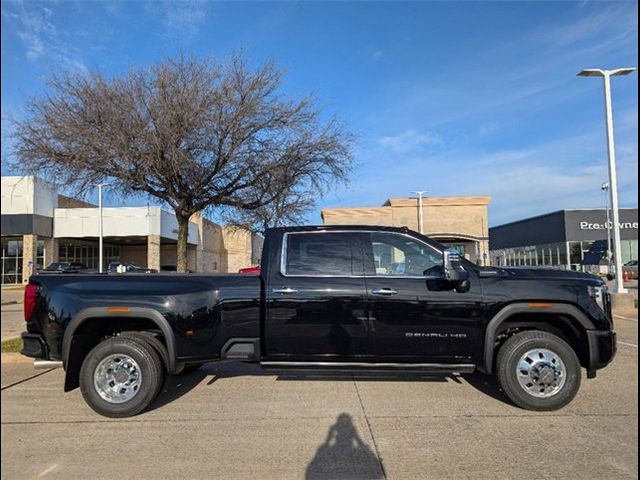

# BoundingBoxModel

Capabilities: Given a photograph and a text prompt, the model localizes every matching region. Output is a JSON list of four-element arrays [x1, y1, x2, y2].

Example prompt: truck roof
[[266, 225, 414, 234]]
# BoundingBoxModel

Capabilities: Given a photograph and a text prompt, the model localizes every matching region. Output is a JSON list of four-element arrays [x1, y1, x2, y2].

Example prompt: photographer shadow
[[305, 413, 384, 480]]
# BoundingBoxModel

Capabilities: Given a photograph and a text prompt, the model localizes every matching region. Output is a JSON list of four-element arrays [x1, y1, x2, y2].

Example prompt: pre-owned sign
[[565, 209, 638, 242], [580, 221, 638, 230]]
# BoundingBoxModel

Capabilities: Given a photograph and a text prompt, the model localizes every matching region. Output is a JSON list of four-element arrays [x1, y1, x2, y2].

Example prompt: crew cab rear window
[[284, 233, 357, 276]]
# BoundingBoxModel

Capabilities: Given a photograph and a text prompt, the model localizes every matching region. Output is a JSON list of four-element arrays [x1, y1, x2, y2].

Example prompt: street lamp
[[601, 182, 612, 270], [411, 191, 427, 234], [94, 183, 109, 273], [578, 67, 636, 294]]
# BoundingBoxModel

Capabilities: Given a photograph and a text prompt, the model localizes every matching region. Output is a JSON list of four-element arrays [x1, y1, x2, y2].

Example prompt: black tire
[[118, 331, 168, 400], [79, 336, 164, 418], [496, 330, 581, 411]]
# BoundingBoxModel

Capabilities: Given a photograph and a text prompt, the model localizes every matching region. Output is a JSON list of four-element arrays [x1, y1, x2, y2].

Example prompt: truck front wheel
[[79, 336, 164, 418], [496, 330, 581, 411]]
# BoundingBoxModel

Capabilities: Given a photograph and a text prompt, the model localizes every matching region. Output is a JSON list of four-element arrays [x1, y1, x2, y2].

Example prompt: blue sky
[[1, 0, 638, 226]]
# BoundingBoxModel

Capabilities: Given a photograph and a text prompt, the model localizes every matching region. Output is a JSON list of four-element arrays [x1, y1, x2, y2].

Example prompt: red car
[[239, 265, 261, 274]]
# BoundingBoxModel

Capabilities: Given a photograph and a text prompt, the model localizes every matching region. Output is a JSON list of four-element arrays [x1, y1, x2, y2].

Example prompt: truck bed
[[25, 273, 262, 363]]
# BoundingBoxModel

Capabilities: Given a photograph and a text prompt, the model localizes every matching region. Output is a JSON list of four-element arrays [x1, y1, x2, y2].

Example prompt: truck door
[[264, 231, 369, 360], [362, 232, 483, 362]]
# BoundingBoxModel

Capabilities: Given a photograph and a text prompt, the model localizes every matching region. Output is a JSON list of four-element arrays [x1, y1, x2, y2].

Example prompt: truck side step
[[260, 361, 475, 373]]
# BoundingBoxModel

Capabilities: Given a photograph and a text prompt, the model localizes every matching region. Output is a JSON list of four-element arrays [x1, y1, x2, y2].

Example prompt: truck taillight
[[24, 283, 38, 322]]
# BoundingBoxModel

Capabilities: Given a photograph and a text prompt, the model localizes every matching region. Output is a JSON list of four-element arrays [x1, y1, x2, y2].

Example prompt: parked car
[[107, 261, 157, 274], [21, 225, 616, 417], [160, 265, 193, 273], [239, 265, 261, 274], [39, 262, 84, 274], [623, 260, 638, 280]]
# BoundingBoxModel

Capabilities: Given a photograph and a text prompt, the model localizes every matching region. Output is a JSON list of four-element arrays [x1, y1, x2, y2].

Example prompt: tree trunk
[[176, 213, 190, 273]]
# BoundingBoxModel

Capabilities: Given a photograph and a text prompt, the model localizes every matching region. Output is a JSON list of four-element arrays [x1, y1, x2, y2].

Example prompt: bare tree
[[10, 54, 353, 272], [222, 187, 315, 233]]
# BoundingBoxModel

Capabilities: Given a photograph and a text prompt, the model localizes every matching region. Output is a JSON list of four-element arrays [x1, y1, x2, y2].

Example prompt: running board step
[[261, 361, 475, 373]]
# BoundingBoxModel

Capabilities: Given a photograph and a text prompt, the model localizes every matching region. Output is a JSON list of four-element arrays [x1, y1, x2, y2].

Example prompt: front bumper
[[20, 332, 48, 359], [586, 330, 617, 370]]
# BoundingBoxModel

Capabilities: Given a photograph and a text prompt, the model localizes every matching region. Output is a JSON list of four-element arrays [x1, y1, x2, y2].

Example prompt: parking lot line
[[614, 315, 638, 322], [618, 341, 638, 348]]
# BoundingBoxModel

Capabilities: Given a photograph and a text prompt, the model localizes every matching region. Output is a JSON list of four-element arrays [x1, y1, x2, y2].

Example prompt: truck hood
[[499, 267, 603, 284]]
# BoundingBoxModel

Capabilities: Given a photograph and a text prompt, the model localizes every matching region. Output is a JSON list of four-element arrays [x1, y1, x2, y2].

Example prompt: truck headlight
[[588, 285, 607, 311]]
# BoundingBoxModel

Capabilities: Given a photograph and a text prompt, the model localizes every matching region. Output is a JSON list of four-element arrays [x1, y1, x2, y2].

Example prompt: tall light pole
[[601, 182, 612, 271], [578, 67, 636, 294], [411, 191, 427, 234], [94, 183, 109, 273]]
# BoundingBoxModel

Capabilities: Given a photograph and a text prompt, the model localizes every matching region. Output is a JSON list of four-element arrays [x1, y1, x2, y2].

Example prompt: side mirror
[[443, 249, 470, 283]]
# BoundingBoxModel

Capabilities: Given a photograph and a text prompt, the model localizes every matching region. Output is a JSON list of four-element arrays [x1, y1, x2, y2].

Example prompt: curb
[[1, 301, 19, 306]]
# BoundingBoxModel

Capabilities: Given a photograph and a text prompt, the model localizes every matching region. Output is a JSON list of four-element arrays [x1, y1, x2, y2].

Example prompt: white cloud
[[325, 106, 638, 225], [381, 4, 636, 132], [478, 121, 500, 138], [146, 0, 207, 41], [547, 4, 636, 47], [18, 30, 45, 60], [378, 129, 443, 154], [6, 0, 86, 72]]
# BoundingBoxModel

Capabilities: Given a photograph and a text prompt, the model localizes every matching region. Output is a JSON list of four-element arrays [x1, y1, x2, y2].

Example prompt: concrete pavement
[[1, 313, 637, 480], [1, 287, 24, 342], [1, 287, 23, 306], [1, 304, 24, 341]]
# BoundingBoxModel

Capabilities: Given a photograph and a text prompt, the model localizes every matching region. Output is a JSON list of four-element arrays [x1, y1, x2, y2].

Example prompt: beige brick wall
[[22, 234, 37, 283], [57, 194, 96, 208], [322, 207, 393, 226], [321, 196, 491, 265], [120, 245, 147, 267], [221, 227, 254, 273], [199, 216, 224, 272], [43, 237, 58, 266], [115, 216, 260, 274], [147, 234, 161, 271]]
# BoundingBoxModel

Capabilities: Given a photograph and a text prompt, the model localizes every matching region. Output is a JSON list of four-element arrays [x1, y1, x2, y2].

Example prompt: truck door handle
[[371, 288, 398, 296], [272, 287, 299, 294]]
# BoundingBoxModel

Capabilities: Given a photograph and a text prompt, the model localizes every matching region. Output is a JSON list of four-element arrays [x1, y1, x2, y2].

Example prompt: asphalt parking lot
[[1, 313, 637, 480]]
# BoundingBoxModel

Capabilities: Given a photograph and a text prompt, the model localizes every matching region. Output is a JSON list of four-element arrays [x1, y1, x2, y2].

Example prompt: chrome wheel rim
[[93, 354, 142, 404], [516, 348, 566, 398]]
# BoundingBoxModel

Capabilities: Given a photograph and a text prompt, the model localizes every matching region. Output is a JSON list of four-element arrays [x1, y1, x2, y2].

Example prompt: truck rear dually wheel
[[79, 336, 164, 418], [496, 330, 581, 411]]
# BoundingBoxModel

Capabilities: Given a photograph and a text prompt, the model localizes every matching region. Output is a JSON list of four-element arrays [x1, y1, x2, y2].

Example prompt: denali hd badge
[[405, 332, 468, 339]]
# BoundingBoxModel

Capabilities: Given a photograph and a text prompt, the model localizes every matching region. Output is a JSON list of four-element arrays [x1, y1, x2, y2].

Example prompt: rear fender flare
[[62, 307, 177, 373], [482, 303, 595, 374]]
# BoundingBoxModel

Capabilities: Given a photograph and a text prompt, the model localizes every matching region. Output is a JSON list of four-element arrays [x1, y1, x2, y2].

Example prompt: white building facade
[[1, 176, 262, 284]]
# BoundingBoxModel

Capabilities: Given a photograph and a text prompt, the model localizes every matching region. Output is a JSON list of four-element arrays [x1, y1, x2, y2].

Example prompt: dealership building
[[489, 208, 638, 271], [322, 195, 492, 264], [1, 176, 262, 285]]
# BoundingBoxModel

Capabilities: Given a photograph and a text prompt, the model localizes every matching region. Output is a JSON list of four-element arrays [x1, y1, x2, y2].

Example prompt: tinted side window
[[368, 232, 442, 277], [285, 233, 357, 276]]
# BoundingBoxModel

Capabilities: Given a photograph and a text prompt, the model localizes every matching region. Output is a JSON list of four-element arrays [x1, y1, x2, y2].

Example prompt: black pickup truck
[[21, 225, 616, 417]]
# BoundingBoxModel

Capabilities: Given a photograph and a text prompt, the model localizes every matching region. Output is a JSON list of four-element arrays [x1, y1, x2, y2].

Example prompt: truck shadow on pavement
[[147, 361, 512, 412]]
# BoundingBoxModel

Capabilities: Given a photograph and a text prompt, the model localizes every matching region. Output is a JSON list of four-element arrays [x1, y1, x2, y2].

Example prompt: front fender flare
[[481, 303, 595, 374]]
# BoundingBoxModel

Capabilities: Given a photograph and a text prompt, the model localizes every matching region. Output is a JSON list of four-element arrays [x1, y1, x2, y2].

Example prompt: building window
[[58, 239, 120, 270], [1, 238, 23, 285]]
